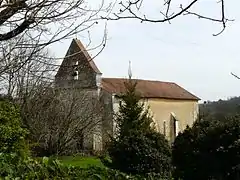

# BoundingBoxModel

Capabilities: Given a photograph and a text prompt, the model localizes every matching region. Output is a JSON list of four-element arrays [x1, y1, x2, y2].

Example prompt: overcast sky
[[51, 0, 240, 102]]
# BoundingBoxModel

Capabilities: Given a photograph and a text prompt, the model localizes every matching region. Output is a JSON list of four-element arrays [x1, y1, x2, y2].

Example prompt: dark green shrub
[[69, 165, 172, 180], [106, 78, 172, 177], [108, 130, 172, 176], [172, 115, 240, 180]]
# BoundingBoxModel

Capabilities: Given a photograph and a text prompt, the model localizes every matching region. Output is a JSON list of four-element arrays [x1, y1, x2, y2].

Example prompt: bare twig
[[102, 0, 232, 36], [231, 72, 240, 79]]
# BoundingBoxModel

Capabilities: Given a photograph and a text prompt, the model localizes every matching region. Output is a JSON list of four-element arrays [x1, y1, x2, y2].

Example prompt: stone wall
[[55, 40, 97, 89], [99, 90, 114, 149]]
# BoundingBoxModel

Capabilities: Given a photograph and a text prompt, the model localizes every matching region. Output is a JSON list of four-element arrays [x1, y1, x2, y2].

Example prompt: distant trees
[[200, 97, 240, 121]]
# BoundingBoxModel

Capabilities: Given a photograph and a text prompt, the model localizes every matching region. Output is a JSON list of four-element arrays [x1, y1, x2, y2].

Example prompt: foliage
[[0, 99, 29, 162], [106, 78, 172, 177], [72, 165, 171, 180], [172, 114, 240, 180], [0, 155, 171, 179]]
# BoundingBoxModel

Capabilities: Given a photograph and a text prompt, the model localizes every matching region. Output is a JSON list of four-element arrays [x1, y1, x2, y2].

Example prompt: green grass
[[57, 156, 104, 168]]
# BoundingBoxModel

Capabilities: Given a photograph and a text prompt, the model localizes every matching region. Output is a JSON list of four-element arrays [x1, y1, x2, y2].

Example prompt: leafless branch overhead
[[102, 0, 232, 36], [0, 0, 108, 46], [231, 72, 240, 80]]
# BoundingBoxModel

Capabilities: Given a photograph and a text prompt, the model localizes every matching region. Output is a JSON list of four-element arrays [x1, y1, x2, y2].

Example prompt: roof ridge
[[102, 77, 175, 84]]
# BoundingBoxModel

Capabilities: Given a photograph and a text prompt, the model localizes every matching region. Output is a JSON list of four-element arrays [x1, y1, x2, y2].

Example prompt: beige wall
[[113, 97, 199, 143], [145, 98, 198, 142]]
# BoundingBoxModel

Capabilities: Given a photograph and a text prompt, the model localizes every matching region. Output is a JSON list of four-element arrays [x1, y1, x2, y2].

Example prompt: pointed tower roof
[[55, 38, 101, 78], [73, 39, 101, 74]]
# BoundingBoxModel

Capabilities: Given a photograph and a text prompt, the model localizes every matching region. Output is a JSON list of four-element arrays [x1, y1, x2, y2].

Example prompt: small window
[[73, 69, 78, 80], [72, 61, 79, 80]]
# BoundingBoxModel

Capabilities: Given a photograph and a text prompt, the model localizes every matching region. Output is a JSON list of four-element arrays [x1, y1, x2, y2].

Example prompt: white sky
[[51, 0, 240, 102]]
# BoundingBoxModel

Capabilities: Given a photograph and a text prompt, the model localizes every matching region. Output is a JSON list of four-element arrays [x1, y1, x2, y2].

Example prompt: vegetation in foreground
[[2, 83, 240, 179], [0, 98, 167, 179], [173, 113, 240, 180]]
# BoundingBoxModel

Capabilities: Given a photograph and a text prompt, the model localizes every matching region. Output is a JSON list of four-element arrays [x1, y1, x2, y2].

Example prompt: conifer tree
[[116, 78, 153, 138], [107, 77, 172, 176]]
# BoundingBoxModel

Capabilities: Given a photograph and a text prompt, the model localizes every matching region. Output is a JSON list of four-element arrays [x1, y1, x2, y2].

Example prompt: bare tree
[[103, 0, 233, 36], [0, 35, 56, 98], [0, 0, 108, 44], [0, 0, 108, 87], [21, 86, 104, 156]]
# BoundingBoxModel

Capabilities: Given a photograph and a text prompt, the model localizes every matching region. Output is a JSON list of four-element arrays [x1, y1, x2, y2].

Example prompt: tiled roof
[[101, 78, 200, 101], [74, 39, 101, 74]]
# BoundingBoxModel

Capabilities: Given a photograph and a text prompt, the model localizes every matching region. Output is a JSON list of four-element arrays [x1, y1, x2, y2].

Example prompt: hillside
[[199, 97, 240, 119]]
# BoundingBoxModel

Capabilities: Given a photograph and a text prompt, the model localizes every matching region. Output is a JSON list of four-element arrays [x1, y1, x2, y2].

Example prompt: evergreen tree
[[116, 79, 153, 138], [106, 78, 172, 176]]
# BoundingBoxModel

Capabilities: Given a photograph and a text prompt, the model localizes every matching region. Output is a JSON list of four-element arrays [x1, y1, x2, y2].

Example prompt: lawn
[[57, 156, 104, 168]]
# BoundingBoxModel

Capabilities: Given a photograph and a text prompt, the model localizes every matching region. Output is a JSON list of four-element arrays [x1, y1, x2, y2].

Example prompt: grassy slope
[[58, 156, 104, 168]]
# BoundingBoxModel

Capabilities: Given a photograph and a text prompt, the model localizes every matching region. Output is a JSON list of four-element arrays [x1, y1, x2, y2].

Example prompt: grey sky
[[51, 0, 240, 102]]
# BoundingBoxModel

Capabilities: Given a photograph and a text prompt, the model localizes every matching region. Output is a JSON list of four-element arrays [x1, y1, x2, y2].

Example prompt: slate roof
[[101, 78, 200, 101]]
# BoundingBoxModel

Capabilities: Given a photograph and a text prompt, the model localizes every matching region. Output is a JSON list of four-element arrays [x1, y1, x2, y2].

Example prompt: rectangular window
[[163, 120, 166, 136], [171, 112, 179, 141]]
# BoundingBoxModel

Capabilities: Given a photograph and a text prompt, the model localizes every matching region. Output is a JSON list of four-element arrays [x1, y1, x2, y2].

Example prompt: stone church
[[55, 39, 200, 151]]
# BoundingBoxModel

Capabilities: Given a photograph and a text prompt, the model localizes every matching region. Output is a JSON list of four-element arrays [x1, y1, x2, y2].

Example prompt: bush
[[0, 99, 29, 162], [172, 115, 240, 180], [106, 78, 172, 177], [0, 155, 170, 179], [108, 130, 172, 176]]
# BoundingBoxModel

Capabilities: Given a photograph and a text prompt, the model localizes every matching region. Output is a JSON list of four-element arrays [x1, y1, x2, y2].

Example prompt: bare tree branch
[[0, 0, 109, 45], [102, 0, 232, 36], [21, 86, 104, 156], [231, 72, 240, 80]]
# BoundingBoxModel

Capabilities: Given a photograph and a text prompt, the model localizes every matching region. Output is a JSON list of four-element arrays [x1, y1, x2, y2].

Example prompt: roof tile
[[101, 78, 200, 100]]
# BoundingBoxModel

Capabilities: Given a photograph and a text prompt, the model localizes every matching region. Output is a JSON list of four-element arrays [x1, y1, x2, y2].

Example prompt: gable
[[55, 39, 101, 80], [55, 39, 101, 88]]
